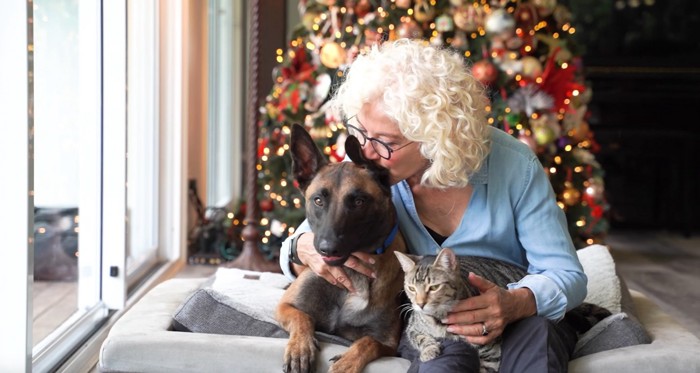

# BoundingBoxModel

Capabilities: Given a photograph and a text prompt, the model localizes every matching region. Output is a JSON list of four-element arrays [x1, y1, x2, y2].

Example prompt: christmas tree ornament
[[532, 122, 557, 145], [585, 177, 605, 200], [354, 0, 373, 18], [568, 120, 590, 142], [485, 9, 516, 39], [518, 132, 538, 151], [435, 13, 454, 33], [533, 0, 557, 17], [472, 59, 499, 85], [562, 181, 581, 206], [454, 5, 484, 32], [450, 30, 469, 49], [395, 0, 412, 9], [260, 199, 275, 212], [397, 20, 424, 39], [521, 56, 544, 78], [531, 114, 561, 145], [302, 12, 321, 31], [413, 0, 436, 23], [320, 42, 347, 69], [508, 84, 554, 116]]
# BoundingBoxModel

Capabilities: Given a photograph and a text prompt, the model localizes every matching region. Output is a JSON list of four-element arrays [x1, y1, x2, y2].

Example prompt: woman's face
[[352, 102, 427, 185]]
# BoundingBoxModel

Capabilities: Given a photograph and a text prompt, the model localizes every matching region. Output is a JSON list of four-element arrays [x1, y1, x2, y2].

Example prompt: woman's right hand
[[294, 232, 377, 293]]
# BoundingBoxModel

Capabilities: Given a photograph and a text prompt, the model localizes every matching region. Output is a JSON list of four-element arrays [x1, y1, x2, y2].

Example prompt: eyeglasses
[[345, 118, 414, 160]]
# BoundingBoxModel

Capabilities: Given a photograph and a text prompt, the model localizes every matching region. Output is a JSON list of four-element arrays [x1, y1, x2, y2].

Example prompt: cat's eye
[[428, 285, 440, 292], [407, 285, 416, 292]]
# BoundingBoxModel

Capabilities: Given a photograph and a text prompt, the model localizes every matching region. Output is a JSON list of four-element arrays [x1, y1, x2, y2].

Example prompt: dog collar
[[375, 221, 399, 255]]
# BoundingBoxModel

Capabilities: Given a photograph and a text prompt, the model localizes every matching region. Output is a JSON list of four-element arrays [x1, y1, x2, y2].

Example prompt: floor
[[606, 230, 700, 338], [33, 229, 700, 349]]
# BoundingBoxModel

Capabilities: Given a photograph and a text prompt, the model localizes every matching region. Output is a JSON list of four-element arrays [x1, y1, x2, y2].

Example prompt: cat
[[394, 247, 611, 373]]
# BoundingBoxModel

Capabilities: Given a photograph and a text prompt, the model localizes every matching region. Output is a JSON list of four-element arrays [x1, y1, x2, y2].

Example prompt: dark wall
[[564, 0, 700, 234]]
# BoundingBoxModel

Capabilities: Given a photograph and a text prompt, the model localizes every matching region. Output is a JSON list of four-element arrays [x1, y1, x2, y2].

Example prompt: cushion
[[573, 244, 651, 357], [572, 312, 652, 359], [171, 268, 351, 346], [172, 246, 651, 358], [577, 244, 622, 314]]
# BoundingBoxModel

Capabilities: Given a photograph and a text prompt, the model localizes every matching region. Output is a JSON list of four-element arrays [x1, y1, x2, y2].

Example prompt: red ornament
[[260, 199, 275, 212], [472, 60, 499, 85]]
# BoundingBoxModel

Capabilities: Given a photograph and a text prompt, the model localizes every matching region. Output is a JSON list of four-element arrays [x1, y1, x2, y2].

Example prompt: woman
[[279, 39, 587, 372]]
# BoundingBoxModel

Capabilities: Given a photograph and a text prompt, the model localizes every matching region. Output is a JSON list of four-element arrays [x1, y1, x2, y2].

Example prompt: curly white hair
[[331, 38, 491, 188]]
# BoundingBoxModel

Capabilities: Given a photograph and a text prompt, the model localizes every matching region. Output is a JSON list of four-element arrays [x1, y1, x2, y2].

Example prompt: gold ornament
[[562, 182, 581, 206], [320, 42, 347, 69], [454, 6, 484, 32], [413, 0, 436, 22], [521, 56, 543, 78]]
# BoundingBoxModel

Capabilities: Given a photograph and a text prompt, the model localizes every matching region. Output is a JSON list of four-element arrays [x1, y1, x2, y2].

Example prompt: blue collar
[[375, 221, 399, 255]]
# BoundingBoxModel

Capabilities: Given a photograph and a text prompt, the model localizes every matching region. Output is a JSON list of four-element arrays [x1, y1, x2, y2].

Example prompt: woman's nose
[[361, 142, 381, 160]]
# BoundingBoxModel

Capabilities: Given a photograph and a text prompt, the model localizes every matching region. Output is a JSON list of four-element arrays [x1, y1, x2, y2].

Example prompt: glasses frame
[[345, 120, 414, 160]]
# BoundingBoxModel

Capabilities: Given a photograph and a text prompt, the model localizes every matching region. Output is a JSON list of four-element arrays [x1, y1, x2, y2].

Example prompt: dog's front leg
[[328, 336, 395, 373], [277, 302, 319, 373]]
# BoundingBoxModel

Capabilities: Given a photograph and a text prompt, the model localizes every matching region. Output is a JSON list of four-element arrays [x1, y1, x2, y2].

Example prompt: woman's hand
[[293, 233, 376, 293], [442, 272, 537, 345]]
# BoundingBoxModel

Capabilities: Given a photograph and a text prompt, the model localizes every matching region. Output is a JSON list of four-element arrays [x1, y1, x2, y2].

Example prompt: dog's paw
[[282, 336, 319, 373], [419, 345, 441, 362], [327, 355, 362, 373]]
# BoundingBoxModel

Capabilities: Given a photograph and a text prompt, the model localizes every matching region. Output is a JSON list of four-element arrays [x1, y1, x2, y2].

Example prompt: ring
[[481, 323, 489, 336]]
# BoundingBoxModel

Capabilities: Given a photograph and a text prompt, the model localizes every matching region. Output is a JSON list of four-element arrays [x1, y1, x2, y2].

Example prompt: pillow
[[572, 244, 651, 358], [572, 312, 652, 359], [171, 268, 352, 346], [577, 244, 622, 314]]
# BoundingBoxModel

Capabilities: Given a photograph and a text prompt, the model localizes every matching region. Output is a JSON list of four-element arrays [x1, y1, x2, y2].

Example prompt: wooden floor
[[33, 281, 78, 346]]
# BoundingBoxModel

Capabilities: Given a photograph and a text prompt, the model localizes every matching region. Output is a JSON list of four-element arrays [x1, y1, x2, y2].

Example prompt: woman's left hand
[[442, 272, 537, 345]]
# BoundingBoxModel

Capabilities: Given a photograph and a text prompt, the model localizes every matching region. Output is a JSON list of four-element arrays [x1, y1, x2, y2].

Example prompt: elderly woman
[[280, 39, 586, 372]]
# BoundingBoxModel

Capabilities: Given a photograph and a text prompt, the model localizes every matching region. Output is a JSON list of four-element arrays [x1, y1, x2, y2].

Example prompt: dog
[[276, 124, 407, 373]]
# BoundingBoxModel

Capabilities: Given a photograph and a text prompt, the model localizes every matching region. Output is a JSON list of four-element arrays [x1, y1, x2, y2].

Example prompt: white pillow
[[577, 244, 622, 314]]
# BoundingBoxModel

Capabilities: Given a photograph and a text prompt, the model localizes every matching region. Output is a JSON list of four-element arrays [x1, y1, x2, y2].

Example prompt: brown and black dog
[[276, 124, 407, 373]]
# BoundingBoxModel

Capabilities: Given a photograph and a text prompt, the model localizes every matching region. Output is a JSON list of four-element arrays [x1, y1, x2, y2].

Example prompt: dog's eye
[[313, 197, 323, 207], [353, 197, 365, 206]]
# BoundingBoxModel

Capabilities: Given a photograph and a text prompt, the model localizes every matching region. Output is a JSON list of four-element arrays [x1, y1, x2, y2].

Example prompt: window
[[1, 1, 186, 370]]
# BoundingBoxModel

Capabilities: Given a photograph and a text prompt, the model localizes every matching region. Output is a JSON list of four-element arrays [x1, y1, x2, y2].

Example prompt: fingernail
[[441, 318, 448, 324], [446, 326, 456, 333], [371, 272, 377, 279], [369, 258, 376, 264]]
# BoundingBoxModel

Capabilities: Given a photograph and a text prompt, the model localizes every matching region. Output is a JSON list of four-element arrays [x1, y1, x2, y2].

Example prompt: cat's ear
[[394, 251, 418, 273], [434, 248, 458, 271]]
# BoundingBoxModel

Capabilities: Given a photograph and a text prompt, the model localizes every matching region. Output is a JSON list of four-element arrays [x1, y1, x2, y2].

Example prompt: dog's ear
[[345, 135, 367, 166], [345, 135, 392, 191], [290, 123, 327, 192]]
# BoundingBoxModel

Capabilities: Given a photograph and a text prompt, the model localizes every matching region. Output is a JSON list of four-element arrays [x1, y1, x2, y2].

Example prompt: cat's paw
[[419, 345, 441, 362]]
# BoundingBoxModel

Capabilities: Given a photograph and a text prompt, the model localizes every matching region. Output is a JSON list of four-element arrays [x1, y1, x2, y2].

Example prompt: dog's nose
[[317, 238, 339, 257]]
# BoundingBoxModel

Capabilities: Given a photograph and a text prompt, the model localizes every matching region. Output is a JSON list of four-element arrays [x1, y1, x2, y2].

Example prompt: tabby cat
[[394, 248, 611, 373]]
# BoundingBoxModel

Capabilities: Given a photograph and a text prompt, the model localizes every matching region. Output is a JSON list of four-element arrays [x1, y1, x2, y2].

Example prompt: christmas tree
[[256, 0, 608, 250]]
